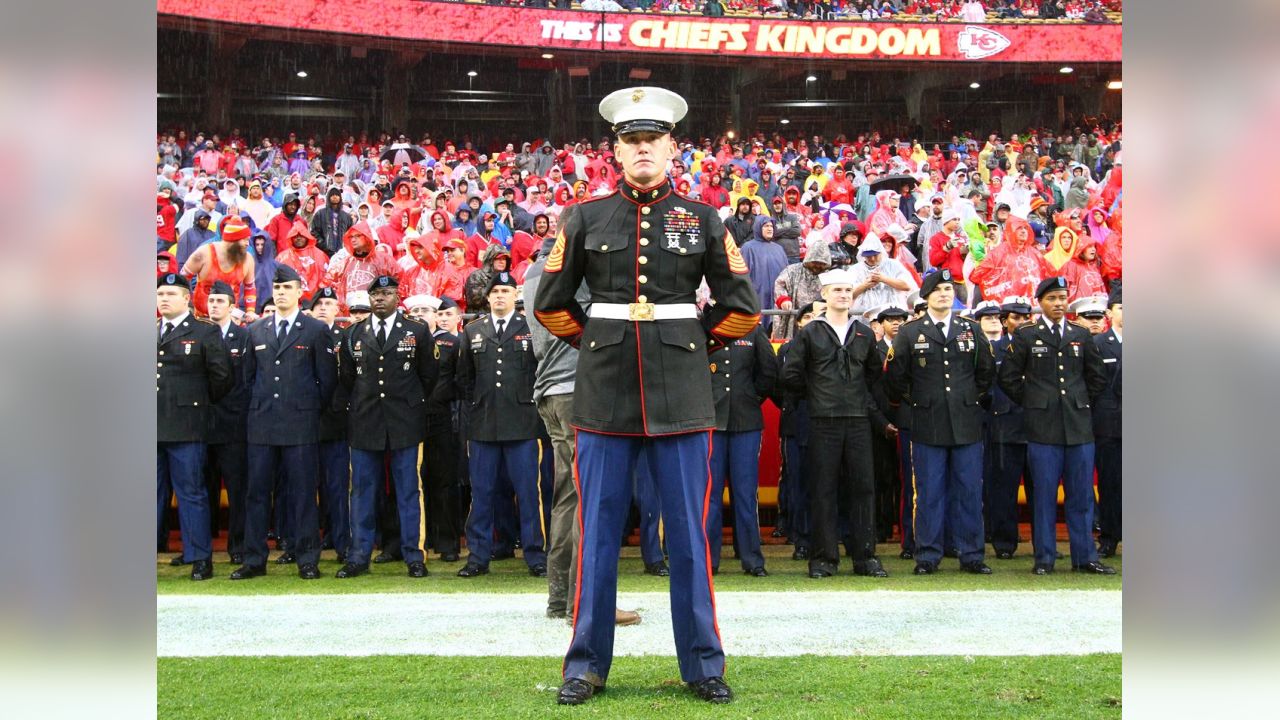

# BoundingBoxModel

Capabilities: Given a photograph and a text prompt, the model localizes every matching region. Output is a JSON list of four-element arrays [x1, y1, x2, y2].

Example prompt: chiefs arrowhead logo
[[957, 26, 1011, 60]]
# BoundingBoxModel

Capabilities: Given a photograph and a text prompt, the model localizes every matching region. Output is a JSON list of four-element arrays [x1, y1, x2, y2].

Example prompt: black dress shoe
[[1097, 542, 1118, 558], [457, 563, 489, 577], [335, 562, 369, 579], [688, 677, 733, 704], [1072, 561, 1117, 575], [275, 552, 297, 565], [899, 548, 914, 560], [298, 563, 321, 580], [960, 561, 993, 575], [644, 561, 669, 577], [557, 678, 599, 705], [528, 564, 547, 578], [190, 559, 213, 581], [913, 562, 937, 575], [491, 549, 516, 561], [808, 565, 834, 578], [745, 566, 769, 577], [407, 561, 429, 578], [372, 550, 402, 564], [854, 558, 889, 578], [440, 552, 460, 563], [995, 550, 1015, 560], [1032, 563, 1054, 575], [169, 555, 189, 566], [230, 564, 266, 580], [228, 553, 244, 565], [791, 546, 809, 561]]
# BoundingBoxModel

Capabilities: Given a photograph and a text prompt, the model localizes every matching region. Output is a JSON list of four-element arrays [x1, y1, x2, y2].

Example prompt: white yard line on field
[[158, 590, 1120, 658]]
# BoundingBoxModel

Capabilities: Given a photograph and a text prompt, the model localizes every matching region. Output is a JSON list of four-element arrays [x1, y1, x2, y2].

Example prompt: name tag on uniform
[[471, 335, 484, 351], [255, 344, 267, 351], [1103, 358, 1117, 364], [1070, 343, 1082, 357], [913, 342, 930, 350], [1031, 346, 1050, 355]]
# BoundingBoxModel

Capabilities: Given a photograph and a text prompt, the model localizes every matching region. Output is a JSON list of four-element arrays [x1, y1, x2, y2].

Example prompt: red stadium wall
[[159, 0, 1121, 63]]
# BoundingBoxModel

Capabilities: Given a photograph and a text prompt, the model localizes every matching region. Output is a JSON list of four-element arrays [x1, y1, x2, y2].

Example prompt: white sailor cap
[[345, 291, 371, 311], [404, 293, 442, 311], [973, 300, 1003, 318], [599, 87, 689, 136], [1068, 295, 1108, 318], [818, 268, 858, 288]]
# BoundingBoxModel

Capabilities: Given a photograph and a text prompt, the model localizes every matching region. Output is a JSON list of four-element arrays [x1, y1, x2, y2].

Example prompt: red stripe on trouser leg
[[562, 428, 587, 681], [700, 429, 725, 676]]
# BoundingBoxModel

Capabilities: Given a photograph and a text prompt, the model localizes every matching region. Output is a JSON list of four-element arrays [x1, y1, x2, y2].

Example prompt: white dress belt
[[588, 303, 699, 321]]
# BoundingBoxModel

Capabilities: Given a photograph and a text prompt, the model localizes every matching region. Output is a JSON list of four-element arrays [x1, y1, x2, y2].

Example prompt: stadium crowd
[[157, 116, 1123, 592]]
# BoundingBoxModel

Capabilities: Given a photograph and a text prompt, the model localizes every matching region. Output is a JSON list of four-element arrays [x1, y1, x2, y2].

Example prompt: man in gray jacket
[[524, 235, 640, 626]]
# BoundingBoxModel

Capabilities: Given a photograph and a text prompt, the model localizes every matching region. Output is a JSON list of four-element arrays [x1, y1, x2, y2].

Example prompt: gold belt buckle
[[628, 302, 655, 321]]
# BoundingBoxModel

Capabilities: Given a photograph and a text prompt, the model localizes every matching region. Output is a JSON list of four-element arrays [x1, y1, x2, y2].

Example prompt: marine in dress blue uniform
[[156, 273, 233, 580], [997, 277, 1115, 575], [456, 272, 548, 577], [336, 276, 439, 578], [707, 325, 778, 575], [231, 264, 338, 580], [885, 269, 996, 575], [535, 87, 759, 706]]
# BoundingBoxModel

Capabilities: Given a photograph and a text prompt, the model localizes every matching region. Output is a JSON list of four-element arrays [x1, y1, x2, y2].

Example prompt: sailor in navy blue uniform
[[156, 273, 232, 580], [997, 276, 1115, 575], [535, 87, 759, 706], [231, 264, 338, 580], [885, 269, 996, 575]]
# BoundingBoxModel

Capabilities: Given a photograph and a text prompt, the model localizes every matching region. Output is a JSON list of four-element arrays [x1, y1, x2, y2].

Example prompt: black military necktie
[[278, 319, 289, 339], [496, 318, 506, 338], [935, 321, 945, 339], [1051, 322, 1062, 343], [160, 322, 173, 343], [377, 319, 388, 346]]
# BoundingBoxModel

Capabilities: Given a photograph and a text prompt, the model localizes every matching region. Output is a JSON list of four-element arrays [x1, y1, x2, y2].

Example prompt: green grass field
[[158, 543, 1121, 595], [159, 654, 1121, 719]]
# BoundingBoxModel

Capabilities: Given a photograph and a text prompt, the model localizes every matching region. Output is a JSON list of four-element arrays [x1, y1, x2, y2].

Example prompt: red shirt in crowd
[[928, 230, 967, 278]]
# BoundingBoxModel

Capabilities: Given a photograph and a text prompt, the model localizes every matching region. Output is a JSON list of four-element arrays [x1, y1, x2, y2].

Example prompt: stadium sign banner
[[159, 0, 1121, 63]]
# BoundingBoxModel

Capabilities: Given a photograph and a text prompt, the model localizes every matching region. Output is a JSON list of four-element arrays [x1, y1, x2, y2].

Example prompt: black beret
[[157, 273, 189, 290], [920, 268, 956, 299], [367, 275, 399, 292], [207, 280, 235, 299], [273, 264, 302, 284], [1035, 276, 1069, 300], [308, 287, 339, 309], [486, 271, 517, 294]]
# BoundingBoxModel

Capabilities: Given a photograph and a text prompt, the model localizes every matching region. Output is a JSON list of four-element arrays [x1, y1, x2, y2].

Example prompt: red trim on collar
[[619, 179, 671, 206]]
